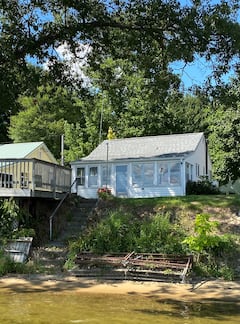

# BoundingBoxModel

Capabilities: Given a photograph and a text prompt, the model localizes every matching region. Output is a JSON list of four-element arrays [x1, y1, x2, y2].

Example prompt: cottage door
[[116, 165, 128, 197]]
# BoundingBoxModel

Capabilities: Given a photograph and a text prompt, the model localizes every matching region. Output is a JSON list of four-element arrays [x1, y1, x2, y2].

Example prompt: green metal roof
[[0, 142, 44, 159]]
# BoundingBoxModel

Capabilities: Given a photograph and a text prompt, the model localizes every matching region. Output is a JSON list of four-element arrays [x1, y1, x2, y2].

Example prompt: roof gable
[[79, 132, 204, 162], [0, 142, 57, 163]]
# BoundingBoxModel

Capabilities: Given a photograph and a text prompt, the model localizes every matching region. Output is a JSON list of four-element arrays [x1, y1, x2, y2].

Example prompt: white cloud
[[44, 42, 92, 87]]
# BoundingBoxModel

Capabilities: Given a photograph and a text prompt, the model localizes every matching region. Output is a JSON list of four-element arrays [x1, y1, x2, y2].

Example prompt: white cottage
[[71, 132, 211, 199]]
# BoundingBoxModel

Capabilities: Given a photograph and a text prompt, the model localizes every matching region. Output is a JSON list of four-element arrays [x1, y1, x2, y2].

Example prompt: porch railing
[[0, 158, 71, 195]]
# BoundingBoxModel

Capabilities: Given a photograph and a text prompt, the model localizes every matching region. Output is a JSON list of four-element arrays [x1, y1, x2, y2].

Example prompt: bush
[[0, 249, 15, 276], [136, 214, 186, 254], [97, 187, 113, 200], [183, 213, 237, 280], [193, 261, 234, 280], [67, 209, 187, 256], [0, 198, 21, 244], [186, 178, 219, 195], [0, 198, 35, 245]]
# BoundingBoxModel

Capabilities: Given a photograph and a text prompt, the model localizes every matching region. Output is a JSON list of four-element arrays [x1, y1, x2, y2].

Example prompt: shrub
[[67, 209, 187, 257], [136, 213, 186, 254], [0, 249, 15, 276], [97, 187, 113, 200], [0, 198, 35, 245], [183, 213, 236, 279], [193, 262, 234, 280], [186, 178, 219, 195], [0, 198, 21, 244]]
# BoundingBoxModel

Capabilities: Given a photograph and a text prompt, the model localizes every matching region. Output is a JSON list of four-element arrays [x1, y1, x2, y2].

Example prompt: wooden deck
[[0, 158, 71, 199]]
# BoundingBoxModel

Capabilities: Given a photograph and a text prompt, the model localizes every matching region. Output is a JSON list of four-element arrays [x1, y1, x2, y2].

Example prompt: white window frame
[[169, 162, 181, 185], [158, 161, 181, 186], [132, 162, 154, 187], [88, 166, 98, 187], [101, 164, 111, 187], [158, 162, 169, 186], [76, 167, 85, 186], [196, 163, 200, 177]]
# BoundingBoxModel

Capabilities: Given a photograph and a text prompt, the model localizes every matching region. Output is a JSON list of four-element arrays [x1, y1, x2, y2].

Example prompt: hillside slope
[[80, 194, 240, 279], [91, 195, 240, 236]]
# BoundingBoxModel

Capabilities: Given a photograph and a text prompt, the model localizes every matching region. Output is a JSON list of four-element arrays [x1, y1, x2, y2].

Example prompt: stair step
[[33, 198, 97, 273]]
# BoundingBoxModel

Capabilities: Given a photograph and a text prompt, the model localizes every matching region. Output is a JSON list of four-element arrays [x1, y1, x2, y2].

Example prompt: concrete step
[[33, 199, 97, 273]]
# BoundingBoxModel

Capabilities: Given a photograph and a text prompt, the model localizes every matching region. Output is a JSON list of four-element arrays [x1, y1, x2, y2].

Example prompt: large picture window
[[132, 163, 154, 187], [158, 161, 181, 186], [89, 166, 98, 187]]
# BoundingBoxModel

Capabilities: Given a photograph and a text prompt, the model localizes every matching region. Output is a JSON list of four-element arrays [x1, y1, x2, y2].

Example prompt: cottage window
[[170, 162, 181, 185], [158, 163, 168, 186], [143, 163, 154, 186], [101, 165, 111, 187], [158, 162, 181, 186], [196, 163, 200, 177], [132, 163, 154, 187], [89, 166, 98, 187], [77, 168, 85, 186], [132, 163, 142, 186]]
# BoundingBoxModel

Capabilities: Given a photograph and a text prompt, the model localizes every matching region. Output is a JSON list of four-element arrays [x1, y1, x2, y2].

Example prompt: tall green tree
[[1, 0, 240, 137], [208, 104, 240, 184], [9, 84, 84, 160], [85, 57, 181, 139]]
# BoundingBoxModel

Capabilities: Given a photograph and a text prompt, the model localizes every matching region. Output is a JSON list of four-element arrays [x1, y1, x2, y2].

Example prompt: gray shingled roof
[[79, 132, 204, 162]]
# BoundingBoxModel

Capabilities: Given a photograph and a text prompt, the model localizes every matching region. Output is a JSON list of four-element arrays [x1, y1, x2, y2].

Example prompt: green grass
[[114, 194, 240, 211]]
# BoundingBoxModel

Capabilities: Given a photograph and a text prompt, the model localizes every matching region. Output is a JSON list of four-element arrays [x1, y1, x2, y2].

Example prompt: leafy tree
[[0, 198, 21, 244], [166, 93, 211, 134], [0, 64, 45, 142], [1, 0, 240, 137], [208, 104, 240, 184], [85, 57, 182, 138], [9, 84, 84, 160]]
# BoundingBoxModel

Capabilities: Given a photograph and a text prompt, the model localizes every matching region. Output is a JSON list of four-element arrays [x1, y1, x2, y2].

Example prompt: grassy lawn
[[116, 194, 240, 211]]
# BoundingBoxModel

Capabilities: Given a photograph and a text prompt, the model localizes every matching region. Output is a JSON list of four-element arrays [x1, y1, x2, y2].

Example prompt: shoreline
[[0, 274, 240, 303]]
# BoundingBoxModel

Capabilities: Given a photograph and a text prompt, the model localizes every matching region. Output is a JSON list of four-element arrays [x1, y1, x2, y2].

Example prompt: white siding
[[128, 186, 183, 198], [78, 187, 98, 199], [185, 135, 209, 181]]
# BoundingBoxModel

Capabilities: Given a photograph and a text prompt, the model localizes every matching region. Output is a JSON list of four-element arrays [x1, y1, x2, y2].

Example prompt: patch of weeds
[[0, 251, 14, 276], [193, 262, 235, 280]]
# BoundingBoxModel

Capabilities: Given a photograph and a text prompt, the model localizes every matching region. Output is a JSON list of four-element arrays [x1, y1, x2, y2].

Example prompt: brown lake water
[[0, 290, 240, 324]]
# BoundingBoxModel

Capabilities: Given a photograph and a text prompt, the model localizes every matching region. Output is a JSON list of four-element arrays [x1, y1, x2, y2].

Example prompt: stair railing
[[49, 178, 77, 241]]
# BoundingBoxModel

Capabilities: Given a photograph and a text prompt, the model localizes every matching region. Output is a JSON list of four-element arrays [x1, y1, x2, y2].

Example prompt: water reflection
[[136, 300, 240, 323], [0, 291, 239, 324]]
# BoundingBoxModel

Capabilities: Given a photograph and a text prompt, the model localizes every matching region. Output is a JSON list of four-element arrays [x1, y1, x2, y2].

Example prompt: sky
[[170, 56, 236, 90], [172, 0, 240, 89]]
